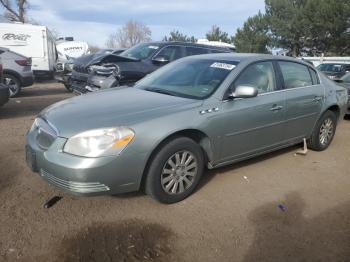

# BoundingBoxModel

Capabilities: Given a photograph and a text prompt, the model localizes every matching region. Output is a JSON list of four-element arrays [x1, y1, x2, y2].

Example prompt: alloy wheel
[[5, 77, 19, 97], [319, 118, 334, 146], [161, 150, 198, 195]]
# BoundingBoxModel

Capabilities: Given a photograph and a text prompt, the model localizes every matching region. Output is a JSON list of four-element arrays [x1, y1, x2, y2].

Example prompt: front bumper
[[26, 128, 146, 196]]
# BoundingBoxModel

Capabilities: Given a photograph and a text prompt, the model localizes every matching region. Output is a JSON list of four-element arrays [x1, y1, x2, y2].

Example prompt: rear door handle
[[270, 105, 283, 111]]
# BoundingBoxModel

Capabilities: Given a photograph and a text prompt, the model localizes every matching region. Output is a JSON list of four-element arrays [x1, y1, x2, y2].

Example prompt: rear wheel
[[145, 137, 204, 204], [307, 110, 337, 151], [3, 74, 21, 97]]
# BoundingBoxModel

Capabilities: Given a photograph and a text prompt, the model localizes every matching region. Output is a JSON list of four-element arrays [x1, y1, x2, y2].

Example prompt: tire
[[64, 83, 73, 92], [3, 74, 21, 97], [307, 110, 337, 151], [145, 137, 204, 204]]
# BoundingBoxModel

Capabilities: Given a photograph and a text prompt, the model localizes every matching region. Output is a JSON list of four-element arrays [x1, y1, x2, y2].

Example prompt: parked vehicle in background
[[335, 73, 350, 116], [26, 54, 347, 203], [56, 41, 89, 62], [317, 63, 350, 80], [72, 42, 232, 94], [58, 48, 126, 92], [0, 23, 57, 78], [0, 60, 10, 107], [0, 47, 34, 97]]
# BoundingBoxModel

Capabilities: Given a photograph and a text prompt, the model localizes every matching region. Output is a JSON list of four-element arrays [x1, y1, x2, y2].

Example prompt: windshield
[[317, 64, 344, 73], [135, 58, 238, 99], [119, 43, 161, 60]]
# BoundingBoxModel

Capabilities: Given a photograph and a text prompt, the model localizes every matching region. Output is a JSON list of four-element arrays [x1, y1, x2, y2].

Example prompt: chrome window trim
[[152, 45, 184, 60], [222, 84, 322, 102]]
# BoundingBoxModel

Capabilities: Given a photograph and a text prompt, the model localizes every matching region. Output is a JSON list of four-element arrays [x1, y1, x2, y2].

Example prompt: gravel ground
[[0, 82, 349, 262]]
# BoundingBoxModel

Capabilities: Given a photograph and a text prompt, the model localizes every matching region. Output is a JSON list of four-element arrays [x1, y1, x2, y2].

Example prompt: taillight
[[15, 58, 31, 66]]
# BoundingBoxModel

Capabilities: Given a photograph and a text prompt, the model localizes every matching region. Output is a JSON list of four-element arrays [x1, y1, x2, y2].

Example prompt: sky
[[25, 0, 265, 47]]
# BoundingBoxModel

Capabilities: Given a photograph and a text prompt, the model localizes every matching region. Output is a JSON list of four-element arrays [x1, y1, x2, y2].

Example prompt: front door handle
[[270, 105, 283, 111]]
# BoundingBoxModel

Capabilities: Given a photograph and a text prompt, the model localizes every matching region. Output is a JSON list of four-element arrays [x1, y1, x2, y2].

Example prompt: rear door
[[277, 61, 324, 141]]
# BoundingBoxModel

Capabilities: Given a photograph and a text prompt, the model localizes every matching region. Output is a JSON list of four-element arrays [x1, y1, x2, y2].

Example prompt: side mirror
[[230, 85, 258, 99], [152, 56, 169, 64]]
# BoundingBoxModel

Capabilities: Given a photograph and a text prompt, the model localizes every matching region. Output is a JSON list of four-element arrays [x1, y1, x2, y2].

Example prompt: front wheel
[[307, 110, 337, 151], [3, 74, 21, 97], [145, 137, 204, 204], [64, 83, 73, 92]]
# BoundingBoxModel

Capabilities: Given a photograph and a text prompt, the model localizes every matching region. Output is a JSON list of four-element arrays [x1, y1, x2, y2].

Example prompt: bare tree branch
[[0, 0, 28, 23], [106, 20, 152, 48]]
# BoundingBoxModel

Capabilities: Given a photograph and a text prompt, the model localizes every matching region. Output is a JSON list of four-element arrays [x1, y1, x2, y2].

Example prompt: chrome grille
[[40, 169, 110, 193], [73, 65, 88, 73]]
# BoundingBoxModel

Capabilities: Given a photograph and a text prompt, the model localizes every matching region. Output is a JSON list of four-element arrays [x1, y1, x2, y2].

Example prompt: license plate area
[[26, 146, 38, 172]]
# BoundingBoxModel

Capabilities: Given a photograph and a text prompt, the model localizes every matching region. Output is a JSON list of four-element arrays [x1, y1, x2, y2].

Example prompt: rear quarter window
[[279, 61, 313, 89], [309, 68, 320, 85]]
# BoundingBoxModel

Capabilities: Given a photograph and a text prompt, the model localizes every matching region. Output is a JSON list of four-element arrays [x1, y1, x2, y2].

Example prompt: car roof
[[179, 53, 314, 66], [319, 63, 350, 66], [150, 41, 231, 51]]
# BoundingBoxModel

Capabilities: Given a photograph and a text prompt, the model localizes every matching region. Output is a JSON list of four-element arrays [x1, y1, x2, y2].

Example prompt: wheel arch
[[3, 69, 22, 85], [325, 104, 340, 121], [139, 128, 214, 190]]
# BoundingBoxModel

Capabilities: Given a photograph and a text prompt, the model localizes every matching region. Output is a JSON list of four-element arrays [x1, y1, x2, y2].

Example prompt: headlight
[[63, 127, 134, 157]]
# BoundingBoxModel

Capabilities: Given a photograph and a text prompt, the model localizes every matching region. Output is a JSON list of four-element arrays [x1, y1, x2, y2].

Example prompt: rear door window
[[154, 46, 183, 62], [278, 61, 313, 89], [210, 49, 229, 54], [185, 47, 210, 56]]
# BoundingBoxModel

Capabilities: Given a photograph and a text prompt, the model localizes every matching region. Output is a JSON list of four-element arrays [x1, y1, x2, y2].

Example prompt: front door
[[213, 61, 286, 162]]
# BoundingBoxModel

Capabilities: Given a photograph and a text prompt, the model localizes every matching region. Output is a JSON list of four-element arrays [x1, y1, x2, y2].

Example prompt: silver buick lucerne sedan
[[26, 54, 348, 203]]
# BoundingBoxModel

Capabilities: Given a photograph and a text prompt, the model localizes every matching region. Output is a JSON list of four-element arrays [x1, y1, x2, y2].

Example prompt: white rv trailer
[[197, 39, 236, 51], [56, 41, 89, 61], [0, 23, 57, 76]]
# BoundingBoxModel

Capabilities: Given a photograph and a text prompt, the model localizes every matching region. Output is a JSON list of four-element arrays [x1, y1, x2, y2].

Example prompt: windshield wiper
[[144, 87, 178, 97]]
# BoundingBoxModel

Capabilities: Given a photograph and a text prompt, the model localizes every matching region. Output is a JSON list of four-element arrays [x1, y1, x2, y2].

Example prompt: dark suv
[[317, 63, 350, 80], [71, 42, 232, 94]]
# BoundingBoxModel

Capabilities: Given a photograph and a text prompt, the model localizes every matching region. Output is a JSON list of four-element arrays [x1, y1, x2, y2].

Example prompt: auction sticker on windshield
[[210, 62, 236, 70]]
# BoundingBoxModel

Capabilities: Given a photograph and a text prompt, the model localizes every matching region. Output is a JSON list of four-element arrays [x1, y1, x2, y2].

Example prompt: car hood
[[40, 88, 202, 138], [87, 54, 138, 67]]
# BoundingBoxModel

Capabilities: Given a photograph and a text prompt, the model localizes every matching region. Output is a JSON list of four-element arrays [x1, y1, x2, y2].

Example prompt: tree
[[106, 20, 152, 48], [88, 44, 102, 53], [163, 30, 196, 42], [233, 12, 271, 53], [265, 0, 350, 56], [206, 25, 230, 43], [0, 0, 28, 23]]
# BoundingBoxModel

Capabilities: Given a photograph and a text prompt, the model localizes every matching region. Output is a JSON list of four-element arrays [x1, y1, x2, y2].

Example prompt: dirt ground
[[0, 82, 349, 262]]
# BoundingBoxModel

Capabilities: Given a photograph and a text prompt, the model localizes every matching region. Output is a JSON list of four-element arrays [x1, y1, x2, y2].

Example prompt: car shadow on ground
[[54, 219, 175, 262], [242, 192, 350, 262], [196, 144, 301, 193]]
